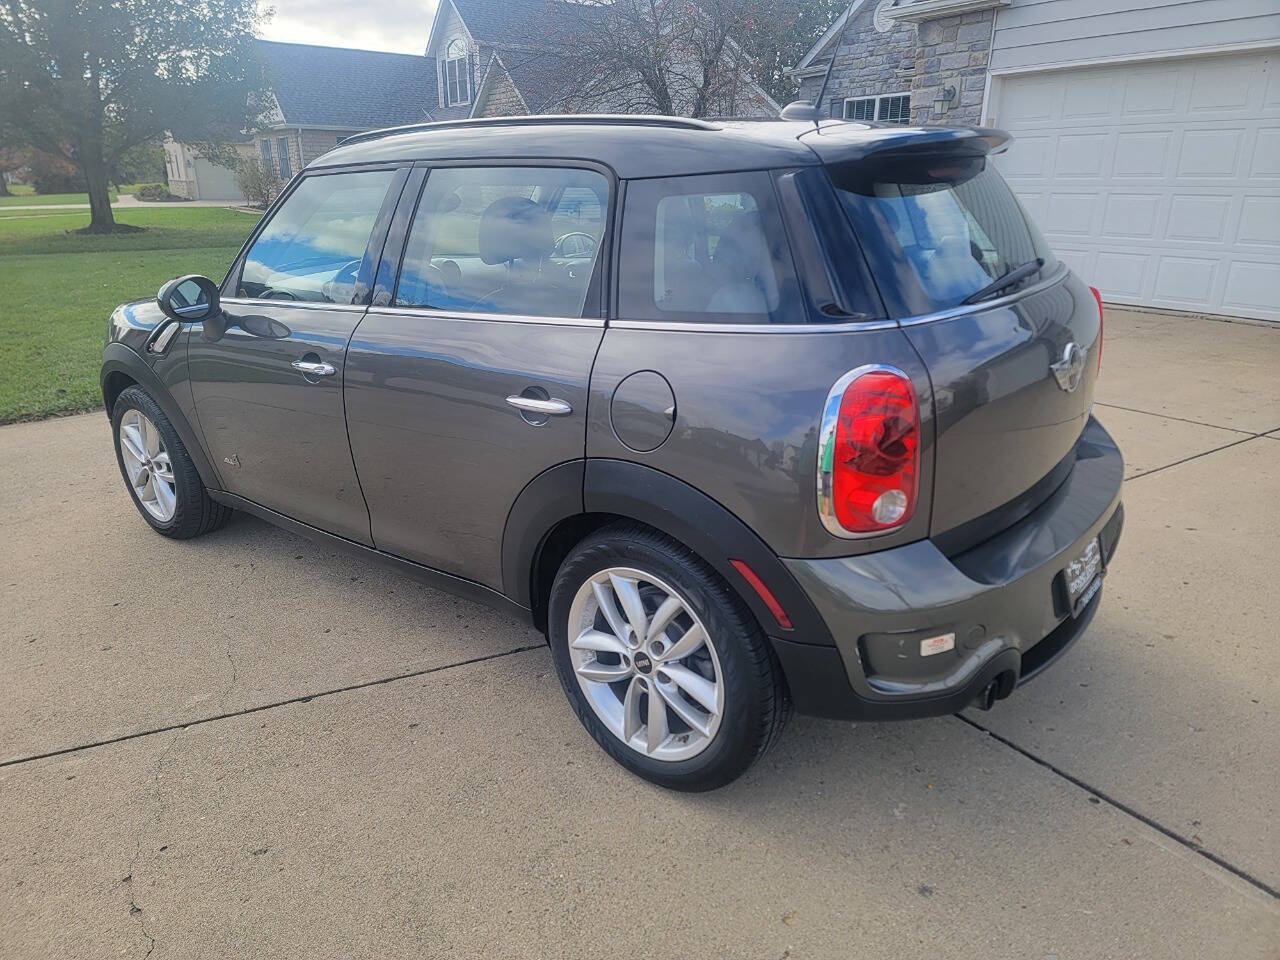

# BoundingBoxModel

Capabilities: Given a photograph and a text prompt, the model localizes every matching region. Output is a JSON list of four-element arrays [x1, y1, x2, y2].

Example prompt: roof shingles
[[257, 39, 437, 129]]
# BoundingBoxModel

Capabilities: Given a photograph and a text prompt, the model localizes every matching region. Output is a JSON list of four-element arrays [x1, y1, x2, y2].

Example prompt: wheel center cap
[[633, 652, 654, 674]]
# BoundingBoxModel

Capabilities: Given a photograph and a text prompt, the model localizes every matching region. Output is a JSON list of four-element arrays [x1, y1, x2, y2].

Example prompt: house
[[163, 139, 254, 202], [426, 0, 779, 118], [169, 0, 778, 204], [791, 0, 1280, 324]]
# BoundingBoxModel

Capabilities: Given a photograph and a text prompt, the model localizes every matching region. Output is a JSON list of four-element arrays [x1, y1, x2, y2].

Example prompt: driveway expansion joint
[[1123, 432, 1271, 482], [1094, 402, 1257, 436], [955, 713, 1280, 902], [0, 642, 547, 769]]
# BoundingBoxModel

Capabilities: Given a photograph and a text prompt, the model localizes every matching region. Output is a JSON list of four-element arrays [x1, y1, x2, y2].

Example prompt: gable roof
[[449, 0, 583, 48], [792, 0, 873, 75], [257, 40, 437, 129]]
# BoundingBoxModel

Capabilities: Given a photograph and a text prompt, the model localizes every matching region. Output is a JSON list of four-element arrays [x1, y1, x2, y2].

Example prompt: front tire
[[111, 385, 231, 539], [548, 523, 790, 791]]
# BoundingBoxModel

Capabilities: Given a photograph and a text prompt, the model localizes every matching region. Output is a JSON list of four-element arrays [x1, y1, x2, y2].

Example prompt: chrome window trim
[[816, 363, 915, 540], [366, 305, 605, 328], [220, 297, 369, 313], [606, 263, 1070, 334], [609, 318, 900, 333]]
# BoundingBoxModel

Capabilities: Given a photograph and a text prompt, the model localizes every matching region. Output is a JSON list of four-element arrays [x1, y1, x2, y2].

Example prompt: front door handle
[[292, 359, 336, 377], [506, 395, 572, 416]]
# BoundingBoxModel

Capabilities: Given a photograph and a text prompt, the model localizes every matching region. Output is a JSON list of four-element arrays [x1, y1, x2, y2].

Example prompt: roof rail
[[338, 114, 719, 146]]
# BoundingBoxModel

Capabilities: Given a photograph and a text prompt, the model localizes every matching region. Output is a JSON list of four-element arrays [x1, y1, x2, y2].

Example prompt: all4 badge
[[223, 454, 240, 467]]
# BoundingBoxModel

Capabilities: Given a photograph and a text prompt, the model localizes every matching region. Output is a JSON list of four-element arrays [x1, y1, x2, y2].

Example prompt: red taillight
[[1089, 285, 1104, 375], [819, 368, 919, 535]]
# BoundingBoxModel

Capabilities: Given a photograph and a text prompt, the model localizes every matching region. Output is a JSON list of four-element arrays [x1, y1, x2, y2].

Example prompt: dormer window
[[442, 39, 471, 106]]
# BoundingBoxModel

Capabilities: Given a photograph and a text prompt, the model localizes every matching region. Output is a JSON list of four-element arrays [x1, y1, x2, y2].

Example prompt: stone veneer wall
[[797, 6, 917, 118], [795, 4, 995, 129], [909, 9, 994, 127]]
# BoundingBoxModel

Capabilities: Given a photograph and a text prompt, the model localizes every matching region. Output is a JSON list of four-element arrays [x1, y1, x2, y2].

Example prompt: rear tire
[[548, 523, 790, 791], [111, 385, 232, 540]]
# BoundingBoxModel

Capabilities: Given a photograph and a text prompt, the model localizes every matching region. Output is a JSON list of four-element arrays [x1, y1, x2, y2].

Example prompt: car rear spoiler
[[798, 123, 1012, 164]]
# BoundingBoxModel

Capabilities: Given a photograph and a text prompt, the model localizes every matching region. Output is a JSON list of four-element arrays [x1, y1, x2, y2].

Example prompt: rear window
[[830, 157, 1056, 316], [618, 171, 803, 324]]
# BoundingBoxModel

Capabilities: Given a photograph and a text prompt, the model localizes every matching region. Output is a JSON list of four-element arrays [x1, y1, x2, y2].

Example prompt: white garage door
[[993, 50, 1280, 323]]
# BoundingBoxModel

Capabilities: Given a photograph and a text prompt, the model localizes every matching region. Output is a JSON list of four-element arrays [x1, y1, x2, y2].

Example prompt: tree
[[739, 0, 849, 106], [0, 0, 266, 232], [552, 0, 771, 118]]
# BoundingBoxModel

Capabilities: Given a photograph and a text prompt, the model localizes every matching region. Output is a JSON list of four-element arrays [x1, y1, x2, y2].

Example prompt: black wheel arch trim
[[101, 342, 222, 492], [502, 458, 834, 645]]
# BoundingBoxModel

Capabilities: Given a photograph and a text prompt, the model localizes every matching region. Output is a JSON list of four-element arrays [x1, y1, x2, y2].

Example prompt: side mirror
[[157, 274, 221, 323]]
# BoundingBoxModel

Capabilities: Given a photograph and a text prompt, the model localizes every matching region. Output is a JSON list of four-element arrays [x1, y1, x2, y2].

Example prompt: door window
[[237, 170, 396, 304], [395, 166, 609, 318], [618, 171, 803, 324]]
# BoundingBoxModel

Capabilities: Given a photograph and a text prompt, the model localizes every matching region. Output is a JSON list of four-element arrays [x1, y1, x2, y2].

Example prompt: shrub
[[235, 157, 283, 209], [135, 183, 187, 201], [30, 152, 86, 194]]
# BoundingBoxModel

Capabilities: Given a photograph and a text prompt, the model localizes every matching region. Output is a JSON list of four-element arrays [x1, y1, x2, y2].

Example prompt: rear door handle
[[292, 359, 336, 377], [505, 395, 572, 416]]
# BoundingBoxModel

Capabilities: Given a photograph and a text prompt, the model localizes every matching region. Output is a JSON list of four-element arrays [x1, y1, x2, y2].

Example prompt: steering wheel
[[553, 232, 596, 258]]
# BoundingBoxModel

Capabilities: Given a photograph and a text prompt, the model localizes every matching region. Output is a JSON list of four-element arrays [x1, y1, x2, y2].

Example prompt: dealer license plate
[[1063, 538, 1103, 616]]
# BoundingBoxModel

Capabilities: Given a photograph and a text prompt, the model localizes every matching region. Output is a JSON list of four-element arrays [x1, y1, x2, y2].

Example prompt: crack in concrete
[[1093, 402, 1259, 436], [955, 713, 1280, 902], [1, 642, 546, 769]]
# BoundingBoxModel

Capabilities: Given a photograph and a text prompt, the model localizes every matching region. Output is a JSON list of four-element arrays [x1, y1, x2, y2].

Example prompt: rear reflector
[[728, 559, 792, 630], [817, 366, 920, 537], [1089, 286, 1104, 375]]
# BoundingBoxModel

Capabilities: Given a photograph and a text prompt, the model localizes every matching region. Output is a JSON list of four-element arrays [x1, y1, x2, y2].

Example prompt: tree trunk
[[0, 177, 10, 196], [81, 152, 117, 232]]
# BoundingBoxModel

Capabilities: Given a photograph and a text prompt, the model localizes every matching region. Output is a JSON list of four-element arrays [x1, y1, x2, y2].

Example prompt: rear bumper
[[772, 416, 1124, 721]]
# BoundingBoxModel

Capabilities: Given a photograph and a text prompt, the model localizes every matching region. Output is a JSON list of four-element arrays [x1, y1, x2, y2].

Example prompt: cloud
[[258, 0, 437, 54]]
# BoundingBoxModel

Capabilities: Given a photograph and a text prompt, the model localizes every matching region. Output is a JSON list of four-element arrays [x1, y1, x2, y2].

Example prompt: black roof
[[257, 40, 436, 129], [313, 116, 1007, 180]]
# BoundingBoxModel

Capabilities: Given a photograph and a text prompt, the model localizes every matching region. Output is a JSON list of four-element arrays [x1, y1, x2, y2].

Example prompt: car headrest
[[478, 196, 552, 265]]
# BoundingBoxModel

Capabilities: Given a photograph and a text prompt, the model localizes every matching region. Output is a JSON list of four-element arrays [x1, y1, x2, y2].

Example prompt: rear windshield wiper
[[961, 258, 1044, 305]]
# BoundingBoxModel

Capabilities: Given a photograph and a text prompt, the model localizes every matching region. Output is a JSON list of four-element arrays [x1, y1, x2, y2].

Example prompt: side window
[[238, 170, 396, 303], [395, 166, 609, 318], [618, 171, 803, 324]]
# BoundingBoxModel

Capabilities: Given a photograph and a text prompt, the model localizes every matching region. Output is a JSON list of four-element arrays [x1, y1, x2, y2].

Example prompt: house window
[[259, 139, 272, 169], [276, 136, 292, 179], [844, 92, 911, 125], [442, 39, 470, 106]]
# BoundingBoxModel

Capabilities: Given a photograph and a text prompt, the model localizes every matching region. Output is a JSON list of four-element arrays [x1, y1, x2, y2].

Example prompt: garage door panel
[[1095, 252, 1151, 299], [1054, 134, 1109, 177], [996, 49, 1279, 322], [1122, 67, 1182, 116], [1166, 194, 1232, 242], [1047, 193, 1099, 234], [1177, 128, 1244, 178], [1221, 261, 1280, 312], [1187, 59, 1256, 112], [1250, 129, 1280, 177], [1153, 256, 1218, 305], [1236, 196, 1280, 245], [1113, 131, 1172, 177], [1102, 194, 1162, 238]]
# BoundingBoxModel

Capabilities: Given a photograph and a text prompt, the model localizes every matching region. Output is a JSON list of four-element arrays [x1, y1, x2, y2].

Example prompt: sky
[[258, 0, 438, 54]]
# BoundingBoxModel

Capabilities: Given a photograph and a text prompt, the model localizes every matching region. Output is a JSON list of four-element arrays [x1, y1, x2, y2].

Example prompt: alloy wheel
[[118, 409, 177, 522], [567, 567, 724, 761]]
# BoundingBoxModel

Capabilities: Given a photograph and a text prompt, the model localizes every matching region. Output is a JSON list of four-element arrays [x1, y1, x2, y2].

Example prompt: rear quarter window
[[830, 157, 1057, 317], [618, 171, 804, 324]]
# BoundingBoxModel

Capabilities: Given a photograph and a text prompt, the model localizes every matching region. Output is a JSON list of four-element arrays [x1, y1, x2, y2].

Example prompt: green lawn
[[0, 206, 259, 423], [0, 187, 119, 206]]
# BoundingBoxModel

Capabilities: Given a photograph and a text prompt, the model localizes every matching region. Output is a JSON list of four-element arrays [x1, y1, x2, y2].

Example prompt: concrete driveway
[[2, 308, 1278, 959]]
